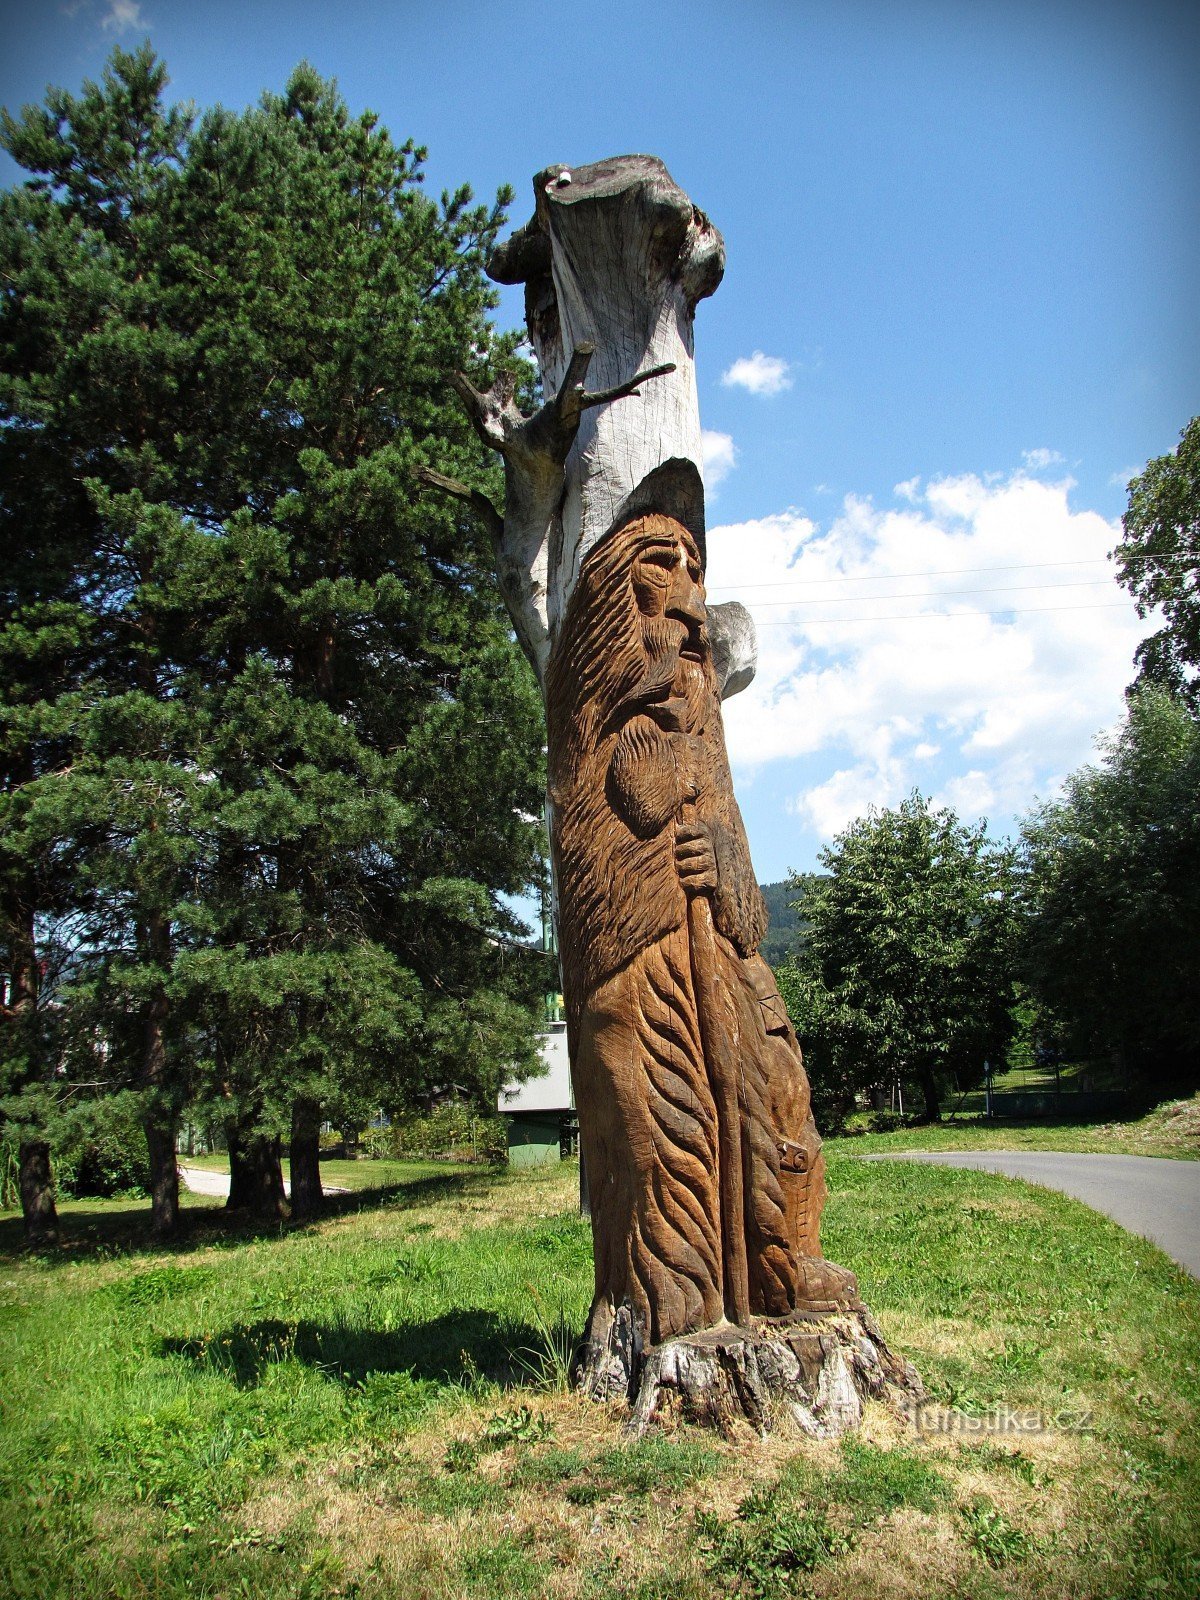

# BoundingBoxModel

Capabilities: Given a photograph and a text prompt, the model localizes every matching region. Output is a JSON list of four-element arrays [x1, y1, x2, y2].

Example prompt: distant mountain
[[758, 876, 822, 968]]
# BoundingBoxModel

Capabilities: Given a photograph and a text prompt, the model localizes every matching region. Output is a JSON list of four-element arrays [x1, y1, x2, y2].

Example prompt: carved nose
[[668, 570, 706, 624]]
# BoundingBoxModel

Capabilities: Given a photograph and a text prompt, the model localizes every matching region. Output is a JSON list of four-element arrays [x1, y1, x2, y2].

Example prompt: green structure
[[499, 1021, 572, 1166]]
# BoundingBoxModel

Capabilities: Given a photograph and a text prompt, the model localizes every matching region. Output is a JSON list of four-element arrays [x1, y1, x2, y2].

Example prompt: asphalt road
[[857, 1150, 1200, 1279], [179, 1164, 237, 1197]]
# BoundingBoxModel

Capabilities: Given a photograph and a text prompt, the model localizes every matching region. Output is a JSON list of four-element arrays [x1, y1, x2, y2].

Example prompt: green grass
[[1, 1155, 1198, 1598], [827, 1091, 1200, 1160], [179, 1151, 471, 1190]]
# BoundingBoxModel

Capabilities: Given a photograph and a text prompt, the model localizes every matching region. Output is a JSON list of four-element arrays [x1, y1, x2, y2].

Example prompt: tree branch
[[447, 372, 509, 452], [579, 361, 676, 410], [416, 466, 503, 544]]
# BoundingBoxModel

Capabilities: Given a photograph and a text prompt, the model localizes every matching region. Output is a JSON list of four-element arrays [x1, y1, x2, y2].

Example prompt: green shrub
[[870, 1109, 905, 1133], [370, 1103, 507, 1164], [56, 1094, 152, 1198]]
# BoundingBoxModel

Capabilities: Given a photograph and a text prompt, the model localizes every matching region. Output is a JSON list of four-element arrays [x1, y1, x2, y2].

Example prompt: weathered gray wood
[[467, 156, 724, 683], [579, 1308, 924, 1439], [420, 153, 919, 1434]]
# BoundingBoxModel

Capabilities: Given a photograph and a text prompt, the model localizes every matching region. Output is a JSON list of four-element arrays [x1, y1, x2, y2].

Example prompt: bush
[[55, 1094, 152, 1198], [371, 1103, 507, 1164], [869, 1110, 905, 1133]]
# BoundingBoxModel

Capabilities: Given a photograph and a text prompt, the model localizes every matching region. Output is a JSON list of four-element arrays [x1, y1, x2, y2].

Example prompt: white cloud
[[721, 350, 793, 397], [894, 475, 921, 503], [704, 467, 1156, 849], [1021, 447, 1066, 472], [701, 429, 737, 489], [939, 768, 997, 816], [1109, 465, 1140, 490], [791, 757, 909, 839], [102, 0, 145, 31]]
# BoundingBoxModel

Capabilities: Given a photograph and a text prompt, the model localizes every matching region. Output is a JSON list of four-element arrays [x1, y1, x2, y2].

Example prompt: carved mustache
[[605, 615, 709, 733]]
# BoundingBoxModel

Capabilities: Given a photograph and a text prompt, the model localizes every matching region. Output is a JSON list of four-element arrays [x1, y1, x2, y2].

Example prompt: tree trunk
[[9, 898, 59, 1248], [18, 1139, 59, 1248], [289, 1097, 323, 1221], [144, 1119, 179, 1237], [918, 1069, 942, 1123], [623, 1311, 924, 1439], [226, 1122, 249, 1209], [424, 155, 919, 1433], [140, 915, 179, 1236], [226, 1124, 286, 1219]]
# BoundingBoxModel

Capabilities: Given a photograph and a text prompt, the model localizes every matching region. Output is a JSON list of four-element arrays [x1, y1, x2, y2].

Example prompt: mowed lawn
[[825, 1093, 1200, 1162], [2, 1154, 1198, 1599]]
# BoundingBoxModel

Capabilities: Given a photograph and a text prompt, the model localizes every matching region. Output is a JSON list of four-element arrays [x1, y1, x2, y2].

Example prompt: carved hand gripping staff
[[423, 156, 920, 1432]]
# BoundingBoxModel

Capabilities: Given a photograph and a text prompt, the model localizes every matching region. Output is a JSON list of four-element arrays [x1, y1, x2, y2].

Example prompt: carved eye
[[642, 548, 676, 571]]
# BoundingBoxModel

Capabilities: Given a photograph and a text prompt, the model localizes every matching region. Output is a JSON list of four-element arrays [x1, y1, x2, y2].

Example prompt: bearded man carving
[[546, 512, 860, 1380]]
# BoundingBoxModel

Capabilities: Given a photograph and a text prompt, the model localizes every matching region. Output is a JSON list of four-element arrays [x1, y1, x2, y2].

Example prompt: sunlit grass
[[1, 1155, 1197, 1597], [827, 1092, 1200, 1161]]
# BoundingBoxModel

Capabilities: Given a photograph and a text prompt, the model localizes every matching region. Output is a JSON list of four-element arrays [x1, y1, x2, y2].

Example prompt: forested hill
[[758, 876, 822, 967]]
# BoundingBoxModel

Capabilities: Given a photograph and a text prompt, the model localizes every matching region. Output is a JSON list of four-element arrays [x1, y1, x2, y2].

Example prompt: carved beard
[[546, 511, 766, 1012], [607, 614, 711, 736]]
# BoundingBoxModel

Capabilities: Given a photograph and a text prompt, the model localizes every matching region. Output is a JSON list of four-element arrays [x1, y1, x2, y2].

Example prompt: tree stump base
[[577, 1307, 923, 1439]]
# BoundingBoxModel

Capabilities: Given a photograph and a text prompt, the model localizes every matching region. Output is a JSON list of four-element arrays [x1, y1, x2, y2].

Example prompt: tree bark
[[18, 1139, 59, 1248], [144, 1118, 179, 1236], [140, 914, 179, 1236], [226, 1123, 287, 1219], [918, 1069, 942, 1123], [289, 1097, 323, 1221], [8, 897, 59, 1247], [624, 1310, 924, 1439], [423, 155, 918, 1432]]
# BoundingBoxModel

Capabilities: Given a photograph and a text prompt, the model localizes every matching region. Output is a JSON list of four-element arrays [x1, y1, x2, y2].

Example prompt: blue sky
[[3, 0, 1198, 880]]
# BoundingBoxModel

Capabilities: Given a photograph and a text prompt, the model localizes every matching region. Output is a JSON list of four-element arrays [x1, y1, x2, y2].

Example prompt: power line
[[748, 600, 1136, 628], [708, 547, 1195, 593]]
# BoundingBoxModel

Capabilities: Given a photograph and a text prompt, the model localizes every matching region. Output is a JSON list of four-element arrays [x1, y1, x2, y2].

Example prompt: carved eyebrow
[[637, 544, 680, 567], [636, 536, 704, 575]]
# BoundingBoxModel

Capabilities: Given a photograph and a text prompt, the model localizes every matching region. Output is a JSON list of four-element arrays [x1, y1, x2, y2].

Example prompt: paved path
[[179, 1165, 349, 1199], [855, 1150, 1200, 1279], [179, 1164, 236, 1197]]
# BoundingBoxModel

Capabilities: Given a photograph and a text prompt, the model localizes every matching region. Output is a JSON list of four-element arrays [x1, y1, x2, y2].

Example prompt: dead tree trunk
[[421, 156, 919, 1434]]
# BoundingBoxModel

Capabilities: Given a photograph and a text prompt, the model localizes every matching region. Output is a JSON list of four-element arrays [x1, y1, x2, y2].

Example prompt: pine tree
[[1, 50, 548, 1232], [1, 47, 196, 1240]]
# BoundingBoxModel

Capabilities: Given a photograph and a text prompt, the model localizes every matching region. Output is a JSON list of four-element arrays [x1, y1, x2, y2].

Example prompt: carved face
[[547, 514, 716, 751], [630, 530, 708, 670]]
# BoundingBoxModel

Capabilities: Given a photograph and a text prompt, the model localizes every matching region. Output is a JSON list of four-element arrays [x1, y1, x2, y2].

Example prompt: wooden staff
[[682, 802, 751, 1326]]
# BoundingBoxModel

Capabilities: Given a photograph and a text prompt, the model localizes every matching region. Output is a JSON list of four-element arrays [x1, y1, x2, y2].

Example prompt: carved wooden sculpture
[[422, 156, 919, 1433]]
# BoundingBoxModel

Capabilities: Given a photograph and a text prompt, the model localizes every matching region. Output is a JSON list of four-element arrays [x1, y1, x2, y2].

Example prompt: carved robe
[[547, 514, 853, 1361]]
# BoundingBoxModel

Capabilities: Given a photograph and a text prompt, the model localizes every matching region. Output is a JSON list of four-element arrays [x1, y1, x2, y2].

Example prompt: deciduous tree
[[781, 794, 1017, 1122], [1019, 687, 1200, 1095], [1114, 417, 1200, 711]]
